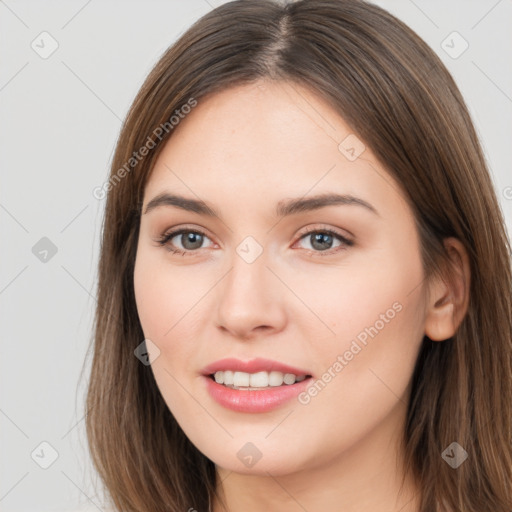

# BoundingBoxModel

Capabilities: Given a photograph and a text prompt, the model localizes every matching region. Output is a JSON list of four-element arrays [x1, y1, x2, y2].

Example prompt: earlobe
[[424, 238, 471, 342], [425, 302, 455, 342]]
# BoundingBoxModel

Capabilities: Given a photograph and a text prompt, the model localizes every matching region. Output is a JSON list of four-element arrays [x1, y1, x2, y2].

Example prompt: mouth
[[200, 357, 314, 412], [201, 357, 314, 389]]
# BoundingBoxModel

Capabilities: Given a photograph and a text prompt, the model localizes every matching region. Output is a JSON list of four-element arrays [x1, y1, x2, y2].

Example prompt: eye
[[294, 226, 353, 256], [155, 228, 214, 256], [155, 225, 353, 257]]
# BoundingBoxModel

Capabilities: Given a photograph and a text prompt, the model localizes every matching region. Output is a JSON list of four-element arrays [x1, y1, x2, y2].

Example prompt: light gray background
[[1, 1, 511, 510]]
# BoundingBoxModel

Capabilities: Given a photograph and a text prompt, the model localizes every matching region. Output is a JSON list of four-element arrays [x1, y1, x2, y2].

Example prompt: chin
[[199, 438, 313, 476]]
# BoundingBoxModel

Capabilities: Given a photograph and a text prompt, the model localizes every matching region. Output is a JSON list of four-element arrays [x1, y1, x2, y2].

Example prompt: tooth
[[233, 371, 250, 387], [268, 371, 284, 386], [213, 370, 308, 388], [249, 371, 269, 387], [283, 373, 296, 385]]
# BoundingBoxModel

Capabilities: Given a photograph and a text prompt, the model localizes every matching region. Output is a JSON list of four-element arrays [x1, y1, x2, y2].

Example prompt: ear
[[424, 237, 471, 342]]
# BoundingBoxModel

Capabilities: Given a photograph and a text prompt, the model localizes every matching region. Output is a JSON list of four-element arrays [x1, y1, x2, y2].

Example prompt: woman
[[85, 1, 512, 511]]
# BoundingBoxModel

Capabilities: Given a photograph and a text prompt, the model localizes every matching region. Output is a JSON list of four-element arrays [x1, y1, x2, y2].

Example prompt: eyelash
[[155, 225, 354, 258]]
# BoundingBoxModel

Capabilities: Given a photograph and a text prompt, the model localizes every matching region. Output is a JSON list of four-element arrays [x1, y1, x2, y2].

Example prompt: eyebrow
[[143, 192, 379, 217]]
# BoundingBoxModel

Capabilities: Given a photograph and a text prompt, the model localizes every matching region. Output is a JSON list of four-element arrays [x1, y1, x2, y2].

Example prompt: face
[[133, 80, 427, 476]]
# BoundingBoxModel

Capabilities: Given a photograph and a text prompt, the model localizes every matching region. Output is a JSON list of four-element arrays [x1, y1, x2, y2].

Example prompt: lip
[[200, 357, 313, 413], [201, 357, 312, 377], [203, 374, 313, 413]]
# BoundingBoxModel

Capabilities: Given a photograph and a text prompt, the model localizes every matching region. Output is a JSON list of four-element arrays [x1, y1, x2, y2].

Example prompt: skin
[[133, 79, 470, 512]]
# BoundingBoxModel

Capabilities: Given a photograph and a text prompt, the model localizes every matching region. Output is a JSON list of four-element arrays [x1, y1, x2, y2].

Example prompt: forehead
[[160, 80, 346, 162], [142, 80, 407, 220]]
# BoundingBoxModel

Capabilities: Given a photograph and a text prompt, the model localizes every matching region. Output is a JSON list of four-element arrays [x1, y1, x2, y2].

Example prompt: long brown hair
[[84, 1, 512, 510]]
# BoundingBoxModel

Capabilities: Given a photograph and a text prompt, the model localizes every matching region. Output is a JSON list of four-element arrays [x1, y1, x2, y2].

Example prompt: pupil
[[311, 233, 332, 251], [182, 232, 203, 250]]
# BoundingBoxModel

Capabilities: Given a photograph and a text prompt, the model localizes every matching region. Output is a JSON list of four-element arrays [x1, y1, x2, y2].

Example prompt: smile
[[201, 357, 314, 412]]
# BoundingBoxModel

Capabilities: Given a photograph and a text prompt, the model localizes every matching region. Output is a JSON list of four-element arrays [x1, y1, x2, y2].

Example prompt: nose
[[214, 246, 287, 340]]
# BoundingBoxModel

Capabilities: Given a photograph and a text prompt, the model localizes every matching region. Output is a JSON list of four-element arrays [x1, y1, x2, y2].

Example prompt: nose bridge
[[222, 238, 271, 307], [214, 235, 286, 337]]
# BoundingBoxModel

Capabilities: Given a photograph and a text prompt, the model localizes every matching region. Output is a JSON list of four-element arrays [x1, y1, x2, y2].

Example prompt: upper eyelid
[[159, 224, 353, 249], [299, 225, 352, 239], [160, 224, 351, 238], [160, 225, 215, 243]]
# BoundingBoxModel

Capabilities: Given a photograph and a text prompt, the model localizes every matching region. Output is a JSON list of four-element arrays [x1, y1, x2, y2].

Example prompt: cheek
[[284, 247, 424, 353], [133, 250, 203, 411], [133, 247, 219, 402], [297, 246, 426, 419], [289, 277, 425, 466], [134, 260, 170, 340], [133, 248, 203, 341]]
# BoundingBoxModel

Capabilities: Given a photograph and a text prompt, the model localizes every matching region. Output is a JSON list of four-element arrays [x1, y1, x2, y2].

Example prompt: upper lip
[[201, 358, 312, 377]]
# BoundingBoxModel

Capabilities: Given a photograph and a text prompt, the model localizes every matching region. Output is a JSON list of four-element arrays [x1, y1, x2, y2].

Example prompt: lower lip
[[203, 375, 312, 413]]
